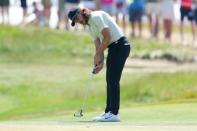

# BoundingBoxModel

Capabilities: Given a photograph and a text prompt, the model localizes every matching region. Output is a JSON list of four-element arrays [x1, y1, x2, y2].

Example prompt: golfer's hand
[[94, 53, 104, 74], [94, 53, 103, 67], [94, 62, 104, 74]]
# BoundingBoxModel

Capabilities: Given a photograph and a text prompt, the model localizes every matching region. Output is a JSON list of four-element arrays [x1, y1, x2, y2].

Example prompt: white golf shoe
[[93, 112, 120, 122]]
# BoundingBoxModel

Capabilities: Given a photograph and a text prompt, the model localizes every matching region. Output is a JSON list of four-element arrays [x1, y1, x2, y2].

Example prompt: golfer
[[68, 7, 130, 122]]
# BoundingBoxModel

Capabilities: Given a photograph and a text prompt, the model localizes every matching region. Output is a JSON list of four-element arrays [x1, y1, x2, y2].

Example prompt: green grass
[[0, 25, 93, 64], [4, 102, 197, 124], [0, 63, 197, 121], [0, 25, 196, 121], [0, 25, 196, 63], [51, 102, 197, 124]]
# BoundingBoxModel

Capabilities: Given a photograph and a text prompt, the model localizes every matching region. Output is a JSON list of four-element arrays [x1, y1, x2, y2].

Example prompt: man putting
[[68, 7, 131, 122]]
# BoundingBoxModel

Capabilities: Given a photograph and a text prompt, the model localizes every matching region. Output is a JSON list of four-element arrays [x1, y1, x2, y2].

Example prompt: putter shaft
[[74, 68, 95, 117]]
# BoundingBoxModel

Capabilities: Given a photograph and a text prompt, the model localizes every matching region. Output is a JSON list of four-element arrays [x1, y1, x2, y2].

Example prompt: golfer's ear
[[82, 9, 85, 13]]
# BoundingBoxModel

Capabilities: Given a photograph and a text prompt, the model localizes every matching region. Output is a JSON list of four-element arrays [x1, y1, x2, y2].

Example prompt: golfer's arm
[[94, 38, 104, 63], [96, 28, 111, 55], [94, 38, 101, 53]]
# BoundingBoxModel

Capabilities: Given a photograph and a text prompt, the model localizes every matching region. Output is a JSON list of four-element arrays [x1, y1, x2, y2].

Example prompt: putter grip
[[92, 68, 96, 74], [92, 65, 96, 74]]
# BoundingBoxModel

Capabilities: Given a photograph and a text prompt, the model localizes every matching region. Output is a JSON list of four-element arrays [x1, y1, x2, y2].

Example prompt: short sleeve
[[92, 15, 108, 33]]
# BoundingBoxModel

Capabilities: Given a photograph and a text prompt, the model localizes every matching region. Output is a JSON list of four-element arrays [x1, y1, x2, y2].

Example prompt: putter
[[74, 67, 96, 117]]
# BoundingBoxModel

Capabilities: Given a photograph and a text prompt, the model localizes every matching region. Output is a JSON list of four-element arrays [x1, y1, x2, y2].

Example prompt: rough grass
[[0, 25, 196, 63], [0, 25, 93, 63]]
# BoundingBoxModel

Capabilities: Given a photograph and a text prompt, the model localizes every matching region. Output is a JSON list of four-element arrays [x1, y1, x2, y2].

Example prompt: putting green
[[1, 102, 196, 131], [35, 102, 197, 124]]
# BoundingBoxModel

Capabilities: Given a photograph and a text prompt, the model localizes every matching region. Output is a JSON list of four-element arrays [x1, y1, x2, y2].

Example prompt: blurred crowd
[[1, 0, 197, 44]]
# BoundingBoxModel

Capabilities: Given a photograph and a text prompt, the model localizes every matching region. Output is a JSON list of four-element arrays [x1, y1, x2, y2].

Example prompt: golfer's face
[[75, 12, 85, 25]]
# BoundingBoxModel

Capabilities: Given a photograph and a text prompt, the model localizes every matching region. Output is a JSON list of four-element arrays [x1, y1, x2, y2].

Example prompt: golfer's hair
[[81, 8, 91, 26]]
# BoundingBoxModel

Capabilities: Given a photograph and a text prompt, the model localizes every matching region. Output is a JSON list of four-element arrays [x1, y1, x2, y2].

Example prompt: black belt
[[108, 36, 129, 48]]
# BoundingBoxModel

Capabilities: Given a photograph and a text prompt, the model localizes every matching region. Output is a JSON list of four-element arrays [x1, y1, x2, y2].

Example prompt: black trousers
[[105, 37, 131, 115]]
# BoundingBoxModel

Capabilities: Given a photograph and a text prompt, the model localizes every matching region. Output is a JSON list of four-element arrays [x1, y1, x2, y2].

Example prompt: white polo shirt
[[88, 11, 124, 43]]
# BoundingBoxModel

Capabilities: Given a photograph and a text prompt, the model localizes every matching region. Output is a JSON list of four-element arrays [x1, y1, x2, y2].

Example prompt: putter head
[[74, 109, 83, 117]]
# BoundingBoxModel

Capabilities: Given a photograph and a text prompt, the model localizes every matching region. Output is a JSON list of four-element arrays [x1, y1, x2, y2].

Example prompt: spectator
[[160, 0, 175, 41], [180, 0, 195, 43], [57, 0, 65, 29], [194, 0, 197, 46], [100, 0, 114, 16], [114, 0, 127, 33], [129, 0, 144, 38], [80, 0, 96, 10], [65, 0, 80, 30], [32, 1, 44, 26], [42, 0, 52, 27], [145, 0, 160, 38], [20, 0, 27, 24], [0, 0, 10, 24], [95, 0, 101, 10], [194, 0, 197, 25]]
